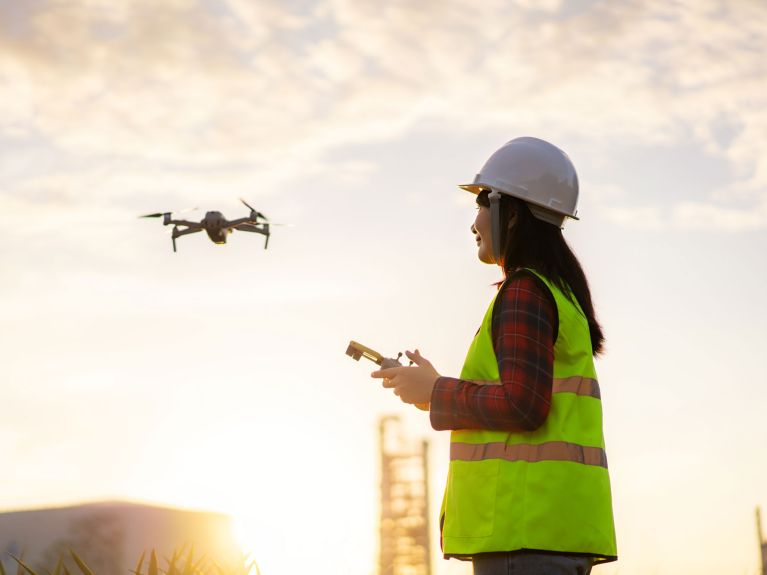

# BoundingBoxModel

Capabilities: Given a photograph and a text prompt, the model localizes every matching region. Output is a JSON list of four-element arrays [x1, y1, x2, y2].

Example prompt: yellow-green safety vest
[[439, 270, 617, 563]]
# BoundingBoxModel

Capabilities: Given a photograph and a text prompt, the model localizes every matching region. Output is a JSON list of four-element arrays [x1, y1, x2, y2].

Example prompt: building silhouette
[[0, 500, 241, 575]]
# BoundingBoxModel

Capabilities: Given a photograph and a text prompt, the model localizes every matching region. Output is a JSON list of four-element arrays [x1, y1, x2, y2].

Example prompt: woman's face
[[472, 202, 496, 264]]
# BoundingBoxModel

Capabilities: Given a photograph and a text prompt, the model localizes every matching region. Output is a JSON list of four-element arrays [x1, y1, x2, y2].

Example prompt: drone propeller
[[240, 198, 268, 220], [139, 206, 198, 219]]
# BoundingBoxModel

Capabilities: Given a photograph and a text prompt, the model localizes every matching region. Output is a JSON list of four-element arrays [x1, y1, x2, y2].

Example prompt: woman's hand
[[371, 349, 440, 406]]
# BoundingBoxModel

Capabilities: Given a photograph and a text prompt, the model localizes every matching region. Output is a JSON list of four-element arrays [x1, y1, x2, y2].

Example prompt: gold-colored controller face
[[345, 340, 385, 365]]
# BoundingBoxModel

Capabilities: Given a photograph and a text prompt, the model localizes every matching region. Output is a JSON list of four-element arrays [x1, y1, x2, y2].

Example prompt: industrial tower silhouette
[[378, 416, 432, 575]]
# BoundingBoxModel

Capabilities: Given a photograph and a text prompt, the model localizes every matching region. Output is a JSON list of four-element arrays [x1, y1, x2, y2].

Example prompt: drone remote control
[[346, 340, 429, 411], [345, 340, 404, 368]]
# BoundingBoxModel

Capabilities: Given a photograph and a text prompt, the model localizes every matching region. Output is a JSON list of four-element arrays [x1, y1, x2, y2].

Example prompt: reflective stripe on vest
[[466, 376, 601, 399], [451, 440, 608, 468]]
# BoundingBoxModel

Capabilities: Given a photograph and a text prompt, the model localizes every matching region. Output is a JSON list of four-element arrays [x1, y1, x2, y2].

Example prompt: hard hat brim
[[459, 184, 483, 195], [458, 183, 579, 222]]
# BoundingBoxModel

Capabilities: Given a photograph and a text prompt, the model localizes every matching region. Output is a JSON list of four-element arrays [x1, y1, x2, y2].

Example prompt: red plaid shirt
[[430, 270, 556, 432]]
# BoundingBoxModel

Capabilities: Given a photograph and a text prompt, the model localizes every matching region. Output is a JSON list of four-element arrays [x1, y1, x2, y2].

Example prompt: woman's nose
[[470, 223, 477, 235]]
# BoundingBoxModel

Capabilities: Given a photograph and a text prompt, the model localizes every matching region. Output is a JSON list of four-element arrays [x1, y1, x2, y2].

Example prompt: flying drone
[[140, 199, 280, 252]]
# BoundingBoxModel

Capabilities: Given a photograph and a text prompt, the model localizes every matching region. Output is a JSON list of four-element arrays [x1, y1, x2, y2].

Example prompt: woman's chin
[[477, 247, 496, 265]]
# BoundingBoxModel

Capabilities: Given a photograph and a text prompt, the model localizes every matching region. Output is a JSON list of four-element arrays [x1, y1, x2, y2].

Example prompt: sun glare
[[231, 513, 257, 554]]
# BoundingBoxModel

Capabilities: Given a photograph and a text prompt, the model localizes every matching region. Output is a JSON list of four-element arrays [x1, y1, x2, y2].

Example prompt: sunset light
[[2, 1, 767, 574]]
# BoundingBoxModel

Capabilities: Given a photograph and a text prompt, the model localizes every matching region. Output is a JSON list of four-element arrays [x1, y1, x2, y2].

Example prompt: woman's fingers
[[372, 367, 401, 388], [405, 349, 432, 368], [405, 350, 421, 364], [371, 367, 401, 379]]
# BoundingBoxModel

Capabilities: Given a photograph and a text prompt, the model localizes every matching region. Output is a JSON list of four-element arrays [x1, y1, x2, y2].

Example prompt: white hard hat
[[460, 136, 579, 228]]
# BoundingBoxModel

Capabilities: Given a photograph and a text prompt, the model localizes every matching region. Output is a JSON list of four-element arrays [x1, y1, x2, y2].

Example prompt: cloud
[[596, 202, 767, 232], [1, 0, 766, 230], [672, 201, 767, 231], [597, 205, 664, 231]]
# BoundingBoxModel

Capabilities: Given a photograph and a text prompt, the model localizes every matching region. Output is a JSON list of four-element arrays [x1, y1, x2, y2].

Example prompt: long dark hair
[[478, 191, 605, 355]]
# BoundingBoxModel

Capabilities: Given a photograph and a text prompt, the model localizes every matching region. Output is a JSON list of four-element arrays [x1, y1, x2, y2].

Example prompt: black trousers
[[472, 552, 593, 575]]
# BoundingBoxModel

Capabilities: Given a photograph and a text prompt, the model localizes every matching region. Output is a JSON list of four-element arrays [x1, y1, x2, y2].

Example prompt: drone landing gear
[[234, 223, 270, 249], [171, 225, 203, 252]]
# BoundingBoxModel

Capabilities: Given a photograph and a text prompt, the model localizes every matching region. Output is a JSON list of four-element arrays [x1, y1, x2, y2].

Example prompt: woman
[[371, 137, 617, 575]]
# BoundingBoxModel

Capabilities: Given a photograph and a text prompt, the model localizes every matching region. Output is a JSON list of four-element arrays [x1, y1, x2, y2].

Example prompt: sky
[[1, 0, 767, 574]]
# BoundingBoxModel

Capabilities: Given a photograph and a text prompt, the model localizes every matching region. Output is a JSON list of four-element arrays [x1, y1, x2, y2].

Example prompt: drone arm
[[166, 219, 203, 228], [233, 224, 268, 236], [227, 217, 258, 227], [172, 227, 204, 238], [234, 223, 271, 249]]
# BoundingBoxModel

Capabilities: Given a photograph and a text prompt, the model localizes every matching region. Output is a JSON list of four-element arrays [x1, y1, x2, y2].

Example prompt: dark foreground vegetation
[[3, 547, 259, 575]]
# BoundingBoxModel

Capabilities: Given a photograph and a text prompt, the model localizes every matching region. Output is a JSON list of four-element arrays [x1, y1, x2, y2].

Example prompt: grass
[[2, 547, 259, 575]]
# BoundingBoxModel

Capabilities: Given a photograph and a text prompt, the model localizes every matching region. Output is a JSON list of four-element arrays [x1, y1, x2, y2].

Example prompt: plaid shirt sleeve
[[429, 272, 556, 431]]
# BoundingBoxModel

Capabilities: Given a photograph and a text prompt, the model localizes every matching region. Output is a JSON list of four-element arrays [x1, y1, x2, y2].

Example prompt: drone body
[[141, 199, 273, 252]]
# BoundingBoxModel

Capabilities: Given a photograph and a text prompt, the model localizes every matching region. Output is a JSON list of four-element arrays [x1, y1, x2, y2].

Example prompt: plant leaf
[[182, 546, 195, 575], [10, 555, 39, 575], [165, 553, 178, 575], [133, 551, 146, 575], [190, 553, 208, 575], [69, 551, 94, 575], [148, 550, 158, 575], [13, 551, 25, 575]]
